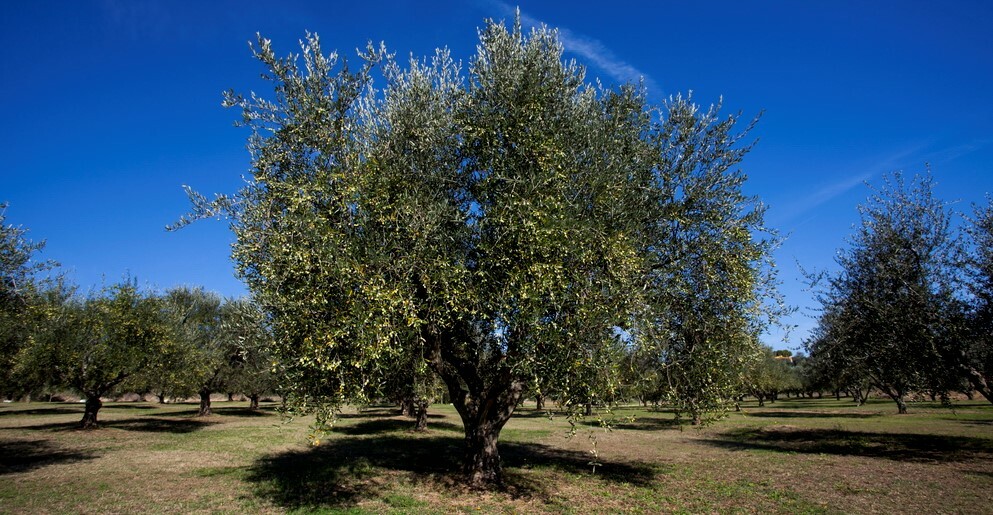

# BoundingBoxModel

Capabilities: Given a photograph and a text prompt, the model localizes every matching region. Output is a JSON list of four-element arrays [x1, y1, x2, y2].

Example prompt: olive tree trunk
[[426, 328, 524, 488], [80, 395, 102, 429], [248, 393, 260, 410], [198, 389, 212, 417], [413, 398, 429, 432]]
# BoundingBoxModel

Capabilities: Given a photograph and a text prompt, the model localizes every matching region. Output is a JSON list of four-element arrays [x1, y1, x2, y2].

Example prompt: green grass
[[1, 397, 991, 513]]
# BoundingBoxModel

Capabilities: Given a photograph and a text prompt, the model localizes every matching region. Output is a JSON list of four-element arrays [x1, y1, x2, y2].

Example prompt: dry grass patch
[[1, 398, 991, 513]]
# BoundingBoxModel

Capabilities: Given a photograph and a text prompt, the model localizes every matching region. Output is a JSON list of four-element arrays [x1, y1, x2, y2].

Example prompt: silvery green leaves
[[188, 17, 776, 487]]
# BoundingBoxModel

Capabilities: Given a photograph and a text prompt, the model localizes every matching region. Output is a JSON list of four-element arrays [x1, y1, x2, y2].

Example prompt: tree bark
[[80, 395, 102, 429], [249, 393, 260, 410], [413, 398, 429, 432], [198, 389, 212, 417], [534, 393, 544, 411], [424, 323, 523, 488], [882, 386, 908, 414]]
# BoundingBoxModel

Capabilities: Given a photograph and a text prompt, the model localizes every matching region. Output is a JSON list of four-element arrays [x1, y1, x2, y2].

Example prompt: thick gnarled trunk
[[198, 389, 212, 417], [80, 395, 102, 429], [413, 398, 429, 432], [424, 323, 524, 488]]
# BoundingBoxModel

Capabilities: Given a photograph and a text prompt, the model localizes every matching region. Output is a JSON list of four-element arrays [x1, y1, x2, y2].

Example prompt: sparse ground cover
[[1, 397, 990, 514]]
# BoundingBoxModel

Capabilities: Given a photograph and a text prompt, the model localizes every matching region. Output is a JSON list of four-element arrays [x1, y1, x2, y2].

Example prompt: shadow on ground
[[334, 418, 462, 435], [17, 416, 218, 434], [606, 416, 683, 431], [0, 439, 97, 474], [705, 426, 993, 463], [246, 432, 660, 510], [0, 406, 84, 417], [744, 410, 881, 419], [210, 406, 277, 418]]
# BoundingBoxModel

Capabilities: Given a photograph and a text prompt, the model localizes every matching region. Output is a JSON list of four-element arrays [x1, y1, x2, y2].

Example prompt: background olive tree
[[0, 203, 56, 400], [805, 172, 961, 413], [18, 280, 170, 427]]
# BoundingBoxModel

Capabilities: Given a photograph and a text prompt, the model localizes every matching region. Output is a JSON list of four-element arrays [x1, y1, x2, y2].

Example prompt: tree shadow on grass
[[246, 434, 660, 511], [0, 406, 84, 417], [210, 406, 277, 418], [705, 426, 993, 463], [103, 403, 160, 411], [334, 418, 462, 435], [17, 416, 218, 434], [744, 411, 882, 419], [607, 416, 683, 431], [0, 439, 97, 474]]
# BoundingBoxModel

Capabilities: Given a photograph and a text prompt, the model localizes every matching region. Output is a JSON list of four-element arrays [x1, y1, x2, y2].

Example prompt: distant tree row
[[804, 173, 992, 413], [0, 208, 277, 427]]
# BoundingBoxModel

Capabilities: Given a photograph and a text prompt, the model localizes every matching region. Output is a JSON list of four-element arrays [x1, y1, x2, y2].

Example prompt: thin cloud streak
[[484, 1, 659, 94], [771, 172, 872, 227]]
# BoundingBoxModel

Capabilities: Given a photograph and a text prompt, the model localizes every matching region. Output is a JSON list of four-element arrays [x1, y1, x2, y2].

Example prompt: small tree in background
[[20, 280, 169, 428], [0, 203, 56, 399], [806, 172, 960, 413], [222, 297, 278, 410], [959, 197, 993, 403]]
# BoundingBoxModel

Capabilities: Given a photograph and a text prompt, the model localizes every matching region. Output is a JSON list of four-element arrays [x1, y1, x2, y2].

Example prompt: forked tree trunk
[[80, 395, 102, 429], [423, 316, 525, 488], [248, 393, 260, 410], [198, 389, 212, 417]]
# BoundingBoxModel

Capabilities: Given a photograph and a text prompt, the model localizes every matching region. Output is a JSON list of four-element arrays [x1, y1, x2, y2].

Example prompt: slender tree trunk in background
[[227, 392, 234, 402], [399, 396, 414, 417], [584, 402, 593, 416], [198, 389, 212, 417], [249, 393, 260, 410], [534, 393, 544, 411], [885, 388, 908, 414], [80, 394, 102, 429], [156, 392, 166, 404], [414, 398, 429, 432]]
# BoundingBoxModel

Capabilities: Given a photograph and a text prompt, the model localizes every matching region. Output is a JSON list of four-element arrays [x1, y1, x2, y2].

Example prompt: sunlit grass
[[1, 396, 991, 513]]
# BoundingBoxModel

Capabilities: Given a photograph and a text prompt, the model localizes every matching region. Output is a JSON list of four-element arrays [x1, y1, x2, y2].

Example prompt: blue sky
[[3, 1, 991, 350]]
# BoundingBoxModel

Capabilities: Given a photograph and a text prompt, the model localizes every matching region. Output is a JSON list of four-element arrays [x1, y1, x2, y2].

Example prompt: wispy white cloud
[[770, 172, 872, 228], [482, 1, 659, 94], [770, 144, 940, 227]]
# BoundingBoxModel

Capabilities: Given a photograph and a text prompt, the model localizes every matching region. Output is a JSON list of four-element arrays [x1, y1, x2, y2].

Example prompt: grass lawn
[[1, 396, 991, 513]]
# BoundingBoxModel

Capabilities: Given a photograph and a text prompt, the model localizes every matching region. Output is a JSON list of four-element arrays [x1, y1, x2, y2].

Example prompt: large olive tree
[[178, 19, 774, 487]]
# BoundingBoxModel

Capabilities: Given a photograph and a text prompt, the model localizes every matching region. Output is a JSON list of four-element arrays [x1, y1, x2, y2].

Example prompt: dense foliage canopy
[[178, 18, 780, 486]]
